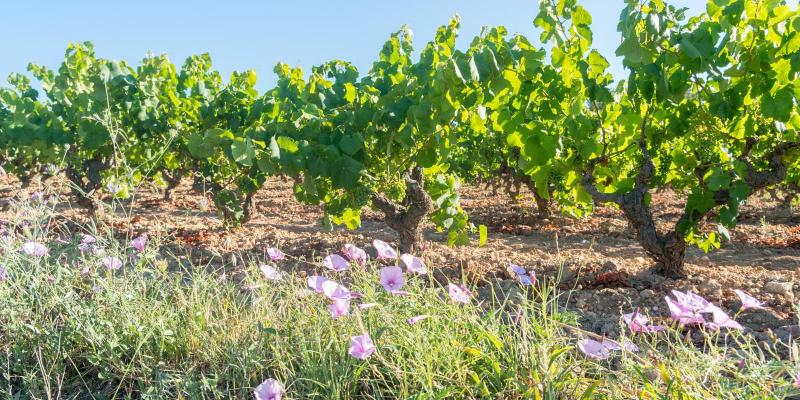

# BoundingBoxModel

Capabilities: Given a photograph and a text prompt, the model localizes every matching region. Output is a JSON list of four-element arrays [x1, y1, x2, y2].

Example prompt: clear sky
[[1, 1, 705, 91]]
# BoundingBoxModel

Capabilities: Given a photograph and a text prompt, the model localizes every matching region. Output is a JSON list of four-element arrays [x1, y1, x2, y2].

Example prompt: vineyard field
[[2, 173, 798, 338], [2, 0, 800, 398]]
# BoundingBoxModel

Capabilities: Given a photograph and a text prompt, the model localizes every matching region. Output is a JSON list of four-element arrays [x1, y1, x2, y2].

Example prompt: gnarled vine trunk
[[161, 169, 184, 200], [372, 167, 434, 253], [583, 127, 797, 278], [65, 157, 107, 214]]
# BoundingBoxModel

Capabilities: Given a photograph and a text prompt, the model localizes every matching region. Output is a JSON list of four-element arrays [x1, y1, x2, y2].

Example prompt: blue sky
[[0, 1, 704, 91]]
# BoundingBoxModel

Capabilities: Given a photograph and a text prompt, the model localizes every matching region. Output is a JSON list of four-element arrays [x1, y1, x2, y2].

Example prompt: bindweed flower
[[601, 338, 639, 352], [131, 235, 148, 252], [30, 191, 45, 203], [267, 247, 285, 261], [733, 289, 766, 311], [622, 309, 666, 334], [102, 256, 123, 270], [510, 263, 527, 276], [380, 266, 405, 293], [510, 262, 535, 286], [407, 315, 429, 325], [358, 303, 379, 310], [21, 241, 47, 257], [329, 298, 351, 320], [253, 378, 284, 400], [348, 334, 376, 360], [448, 283, 472, 304], [577, 338, 610, 360], [0, 265, 6, 282], [105, 181, 122, 195], [259, 264, 282, 281], [373, 240, 397, 260], [518, 274, 534, 286], [665, 290, 742, 330], [706, 307, 743, 330], [307, 275, 330, 293], [307, 276, 351, 301], [664, 291, 708, 326], [342, 244, 367, 266], [400, 254, 427, 274], [323, 254, 349, 272], [78, 234, 99, 253]]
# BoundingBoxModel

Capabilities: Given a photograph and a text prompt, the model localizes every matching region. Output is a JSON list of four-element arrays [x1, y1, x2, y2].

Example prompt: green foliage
[[1, 0, 800, 258]]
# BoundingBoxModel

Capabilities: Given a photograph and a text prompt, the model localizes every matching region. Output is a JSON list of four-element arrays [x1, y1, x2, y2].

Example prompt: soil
[[1, 173, 799, 348]]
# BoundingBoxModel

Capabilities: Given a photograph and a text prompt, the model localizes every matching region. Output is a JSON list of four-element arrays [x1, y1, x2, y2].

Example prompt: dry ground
[[1, 173, 798, 345]]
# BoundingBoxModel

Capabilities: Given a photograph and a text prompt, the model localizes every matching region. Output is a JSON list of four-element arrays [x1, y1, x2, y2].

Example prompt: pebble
[[764, 281, 793, 296], [640, 289, 656, 299], [698, 279, 720, 292]]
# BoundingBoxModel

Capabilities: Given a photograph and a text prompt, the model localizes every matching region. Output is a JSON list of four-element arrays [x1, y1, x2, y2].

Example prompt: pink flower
[[510, 263, 527, 276], [379, 266, 405, 293], [601, 338, 639, 352], [373, 240, 397, 260], [102, 256, 123, 270], [348, 334, 376, 360], [448, 283, 472, 304], [577, 338, 610, 360], [407, 315, 429, 325], [21, 241, 47, 257], [622, 309, 666, 334], [518, 274, 534, 286], [795, 371, 800, 388], [733, 289, 765, 311], [510, 262, 535, 286], [267, 247, 285, 261], [106, 181, 122, 195], [329, 298, 351, 319], [307, 276, 351, 300], [30, 191, 45, 203], [665, 290, 742, 330], [80, 234, 96, 244], [706, 307, 743, 330], [400, 254, 427, 274], [664, 294, 705, 326], [259, 264, 282, 281], [342, 244, 367, 266], [131, 235, 148, 252], [323, 254, 349, 272], [0, 265, 6, 282], [253, 378, 284, 400], [358, 303, 379, 310], [307, 275, 330, 293]]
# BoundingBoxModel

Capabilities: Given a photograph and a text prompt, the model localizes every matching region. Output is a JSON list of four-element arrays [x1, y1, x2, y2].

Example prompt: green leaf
[[344, 83, 357, 103], [339, 133, 364, 156], [188, 133, 213, 159], [330, 155, 363, 189], [772, 58, 792, 88], [761, 87, 793, 121], [230, 139, 255, 167], [478, 224, 488, 246], [704, 167, 730, 191], [679, 37, 702, 59]]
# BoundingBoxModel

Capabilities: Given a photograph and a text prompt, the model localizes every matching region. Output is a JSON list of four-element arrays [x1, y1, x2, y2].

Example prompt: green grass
[[0, 198, 796, 399]]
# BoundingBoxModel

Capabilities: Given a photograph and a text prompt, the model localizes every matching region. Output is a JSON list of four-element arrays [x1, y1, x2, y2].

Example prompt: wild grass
[[0, 196, 796, 399]]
